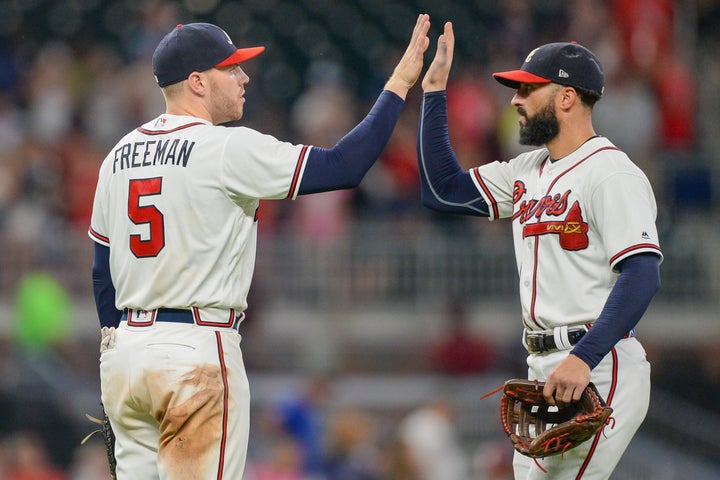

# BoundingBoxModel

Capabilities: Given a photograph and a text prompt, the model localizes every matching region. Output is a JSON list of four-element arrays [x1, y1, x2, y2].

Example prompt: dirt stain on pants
[[152, 364, 225, 479]]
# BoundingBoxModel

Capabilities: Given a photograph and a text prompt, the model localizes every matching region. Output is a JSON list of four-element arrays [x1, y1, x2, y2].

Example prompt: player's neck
[[546, 122, 597, 162], [165, 101, 213, 123]]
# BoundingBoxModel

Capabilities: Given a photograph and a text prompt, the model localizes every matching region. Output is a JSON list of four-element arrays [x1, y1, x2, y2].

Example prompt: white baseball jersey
[[469, 136, 662, 331], [88, 114, 309, 312]]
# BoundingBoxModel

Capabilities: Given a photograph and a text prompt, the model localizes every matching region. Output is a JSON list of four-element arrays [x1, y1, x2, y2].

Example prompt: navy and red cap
[[152, 22, 265, 87], [493, 42, 604, 97]]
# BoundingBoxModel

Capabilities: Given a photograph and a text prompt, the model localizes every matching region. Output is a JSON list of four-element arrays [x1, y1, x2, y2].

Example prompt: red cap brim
[[492, 70, 551, 89], [216, 46, 265, 67]]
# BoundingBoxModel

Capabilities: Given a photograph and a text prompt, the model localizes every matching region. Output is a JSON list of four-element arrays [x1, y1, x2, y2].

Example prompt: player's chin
[[230, 103, 245, 122]]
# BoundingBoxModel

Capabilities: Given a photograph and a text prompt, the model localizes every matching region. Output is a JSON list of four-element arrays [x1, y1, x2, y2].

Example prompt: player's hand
[[384, 13, 431, 99], [542, 354, 592, 408], [422, 21, 455, 93]]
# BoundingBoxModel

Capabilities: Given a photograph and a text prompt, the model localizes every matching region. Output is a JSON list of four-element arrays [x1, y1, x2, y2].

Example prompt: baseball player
[[417, 23, 662, 479], [88, 17, 430, 480]]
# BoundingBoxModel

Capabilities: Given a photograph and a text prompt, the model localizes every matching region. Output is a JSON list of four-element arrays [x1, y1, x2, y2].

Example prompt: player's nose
[[236, 67, 250, 85], [511, 92, 524, 107]]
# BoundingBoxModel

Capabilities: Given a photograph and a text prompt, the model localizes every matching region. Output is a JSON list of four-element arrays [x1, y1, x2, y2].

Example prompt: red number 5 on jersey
[[128, 177, 165, 258]]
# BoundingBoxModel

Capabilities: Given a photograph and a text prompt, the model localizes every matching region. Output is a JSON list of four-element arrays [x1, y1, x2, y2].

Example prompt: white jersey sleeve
[[468, 149, 548, 220], [221, 126, 310, 201], [586, 165, 662, 270]]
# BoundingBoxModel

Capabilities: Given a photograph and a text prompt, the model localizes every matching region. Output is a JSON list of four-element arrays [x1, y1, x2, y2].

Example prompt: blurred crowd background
[[0, 0, 719, 478]]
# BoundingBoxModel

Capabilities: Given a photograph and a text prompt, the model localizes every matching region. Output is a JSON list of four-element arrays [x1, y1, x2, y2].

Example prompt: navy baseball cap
[[152, 23, 265, 87], [493, 42, 604, 96]]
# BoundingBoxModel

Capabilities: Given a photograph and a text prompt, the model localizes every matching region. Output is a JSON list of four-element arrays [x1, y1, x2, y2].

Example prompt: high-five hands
[[385, 14, 431, 99], [422, 21, 455, 92]]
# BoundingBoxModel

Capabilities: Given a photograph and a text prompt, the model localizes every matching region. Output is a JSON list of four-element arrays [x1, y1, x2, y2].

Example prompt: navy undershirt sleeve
[[92, 242, 123, 328], [298, 90, 403, 194], [417, 91, 489, 216], [571, 253, 661, 369]]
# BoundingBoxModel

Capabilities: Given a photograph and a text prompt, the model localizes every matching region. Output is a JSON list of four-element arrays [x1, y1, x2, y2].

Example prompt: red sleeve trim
[[88, 227, 110, 244], [287, 145, 309, 199], [609, 243, 662, 265], [471, 168, 499, 219]]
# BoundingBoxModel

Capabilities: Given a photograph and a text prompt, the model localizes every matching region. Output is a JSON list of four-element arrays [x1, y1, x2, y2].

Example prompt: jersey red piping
[[471, 168, 499, 219], [609, 244, 661, 265], [287, 145, 309, 199], [136, 122, 206, 135], [125, 308, 156, 327], [214, 332, 230, 479], [192, 307, 236, 328], [527, 238, 544, 329], [575, 347, 619, 479], [538, 156, 549, 176], [527, 146, 621, 328], [544, 147, 620, 195], [88, 227, 109, 244]]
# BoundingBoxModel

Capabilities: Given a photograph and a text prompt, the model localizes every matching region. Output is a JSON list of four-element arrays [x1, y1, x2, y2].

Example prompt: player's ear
[[186, 71, 207, 94], [557, 86, 577, 111]]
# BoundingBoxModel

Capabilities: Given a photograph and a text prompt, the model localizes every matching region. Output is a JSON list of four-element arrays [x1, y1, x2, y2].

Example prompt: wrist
[[568, 351, 594, 371], [423, 80, 448, 93], [383, 76, 411, 100]]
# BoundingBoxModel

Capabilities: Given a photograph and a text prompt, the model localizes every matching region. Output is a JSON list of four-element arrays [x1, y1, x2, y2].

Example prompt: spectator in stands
[[3, 431, 68, 480], [430, 298, 494, 375], [276, 377, 331, 478], [324, 408, 382, 480], [398, 398, 469, 480]]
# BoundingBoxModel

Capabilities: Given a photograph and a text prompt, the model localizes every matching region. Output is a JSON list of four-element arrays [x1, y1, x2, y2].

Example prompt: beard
[[518, 101, 559, 146]]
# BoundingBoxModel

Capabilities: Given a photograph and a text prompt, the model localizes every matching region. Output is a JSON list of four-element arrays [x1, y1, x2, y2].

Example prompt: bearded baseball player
[[417, 23, 662, 479], [88, 16, 430, 480]]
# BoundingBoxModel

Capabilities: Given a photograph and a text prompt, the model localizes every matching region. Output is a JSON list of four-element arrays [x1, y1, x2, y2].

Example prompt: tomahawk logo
[[522, 201, 589, 250]]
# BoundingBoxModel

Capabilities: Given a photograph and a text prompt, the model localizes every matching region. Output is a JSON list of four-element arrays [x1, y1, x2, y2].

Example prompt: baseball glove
[[81, 404, 117, 480], [499, 379, 613, 458]]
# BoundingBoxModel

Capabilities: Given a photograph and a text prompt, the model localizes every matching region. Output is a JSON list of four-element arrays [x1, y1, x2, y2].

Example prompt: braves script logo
[[512, 181, 589, 251]]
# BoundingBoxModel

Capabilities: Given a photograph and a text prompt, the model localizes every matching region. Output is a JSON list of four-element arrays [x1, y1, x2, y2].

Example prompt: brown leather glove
[[81, 403, 117, 479], [500, 379, 613, 458]]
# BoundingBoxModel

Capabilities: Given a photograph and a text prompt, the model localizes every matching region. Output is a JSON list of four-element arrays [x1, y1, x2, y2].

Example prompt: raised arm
[[422, 21, 454, 92], [384, 13, 431, 100], [298, 14, 430, 194], [417, 22, 489, 216]]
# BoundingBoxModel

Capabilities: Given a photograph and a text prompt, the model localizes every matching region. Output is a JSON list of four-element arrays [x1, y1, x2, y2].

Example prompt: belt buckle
[[525, 332, 546, 353]]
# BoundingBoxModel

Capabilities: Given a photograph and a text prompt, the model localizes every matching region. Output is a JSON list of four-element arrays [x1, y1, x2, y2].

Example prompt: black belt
[[525, 328, 587, 354], [121, 308, 194, 324]]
